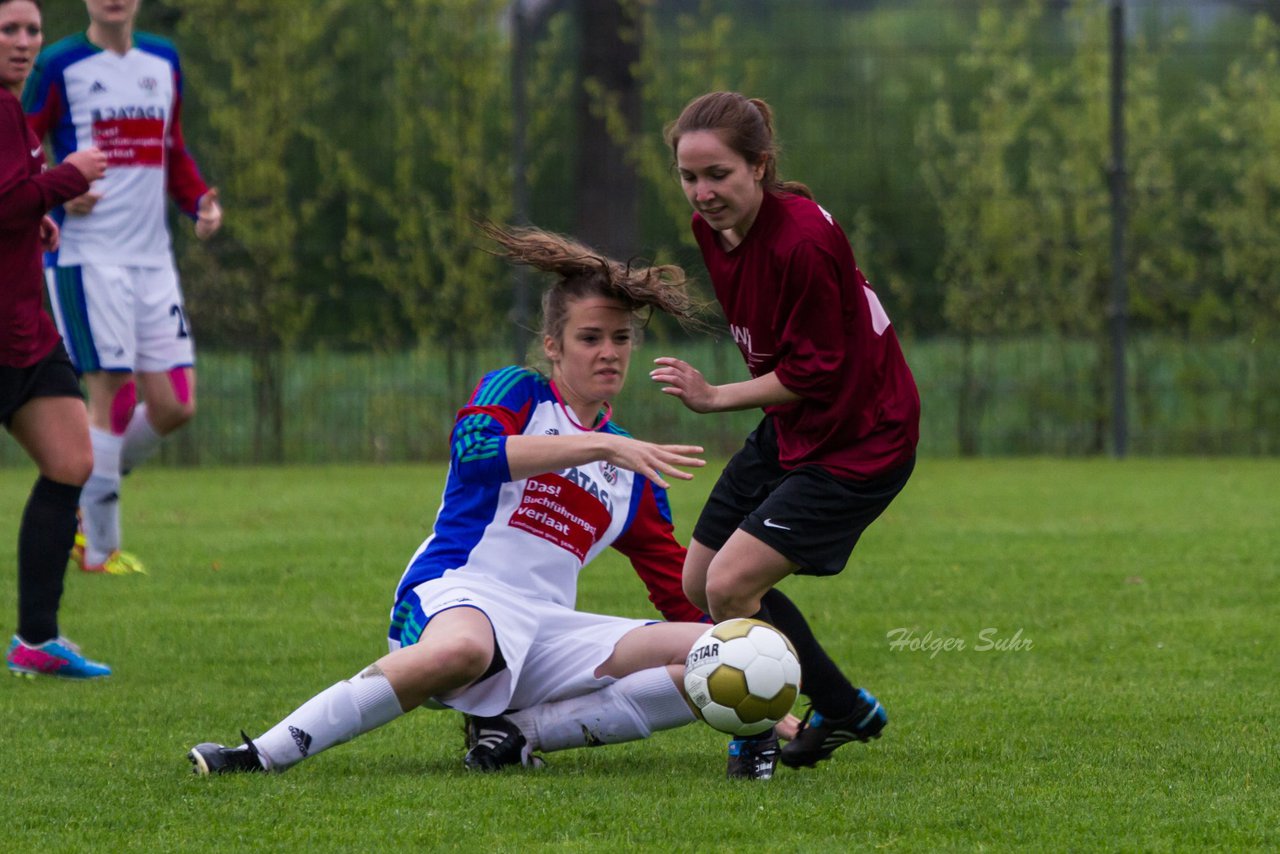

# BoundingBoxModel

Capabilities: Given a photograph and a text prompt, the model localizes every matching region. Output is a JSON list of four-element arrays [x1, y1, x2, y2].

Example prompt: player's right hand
[[603, 434, 705, 490], [63, 191, 103, 216], [64, 147, 107, 183]]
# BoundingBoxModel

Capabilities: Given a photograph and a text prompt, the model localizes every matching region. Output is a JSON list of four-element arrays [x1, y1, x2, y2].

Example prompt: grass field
[[1, 459, 1277, 851]]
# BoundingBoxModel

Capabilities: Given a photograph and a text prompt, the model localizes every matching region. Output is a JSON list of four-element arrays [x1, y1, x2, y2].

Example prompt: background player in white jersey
[[189, 225, 715, 776], [23, 0, 221, 574]]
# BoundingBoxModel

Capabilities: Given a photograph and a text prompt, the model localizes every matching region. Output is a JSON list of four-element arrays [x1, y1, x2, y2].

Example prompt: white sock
[[120, 404, 164, 474], [251, 666, 404, 772], [82, 428, 123, 565], [507, 667, 695, 753]]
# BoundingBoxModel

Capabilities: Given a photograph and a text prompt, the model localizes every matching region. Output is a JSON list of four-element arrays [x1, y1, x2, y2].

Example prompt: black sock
[[758, 588, 858, 720], [17, 476, 81, 645]]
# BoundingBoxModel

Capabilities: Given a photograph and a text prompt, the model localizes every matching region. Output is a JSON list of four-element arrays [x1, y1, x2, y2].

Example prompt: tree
[[172, 0, 348, 461], [1199, 13, 1280, 449], [332, 0, 514, 399], [917, 1, 1049, 454], [575, 0, 644, 257]]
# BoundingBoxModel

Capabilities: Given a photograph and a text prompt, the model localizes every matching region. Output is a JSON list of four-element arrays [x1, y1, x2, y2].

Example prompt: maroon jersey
[[0, 88, 89, 367], [691, 190, 920, 479]]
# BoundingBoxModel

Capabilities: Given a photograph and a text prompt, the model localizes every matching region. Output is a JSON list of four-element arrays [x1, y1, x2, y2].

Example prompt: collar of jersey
[[549, 380, 613, 432]]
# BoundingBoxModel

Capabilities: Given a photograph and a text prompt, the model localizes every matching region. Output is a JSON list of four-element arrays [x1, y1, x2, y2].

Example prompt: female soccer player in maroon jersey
[[0, 0, 111, 678], [653, 91, 921, 778]]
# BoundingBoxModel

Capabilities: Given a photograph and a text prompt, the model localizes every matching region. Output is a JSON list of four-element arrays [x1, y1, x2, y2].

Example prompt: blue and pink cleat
[[6, 635, 112, 679]]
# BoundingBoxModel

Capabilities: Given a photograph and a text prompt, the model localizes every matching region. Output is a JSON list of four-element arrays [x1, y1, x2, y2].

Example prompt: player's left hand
[[650, 356, 720, 413], [195, 188, 222, 240], [39, 215, 60, 252]]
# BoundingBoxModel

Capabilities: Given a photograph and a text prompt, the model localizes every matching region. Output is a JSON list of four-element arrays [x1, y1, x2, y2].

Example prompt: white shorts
[[45, 260, 195, 374], [388, 575, 651, 718]]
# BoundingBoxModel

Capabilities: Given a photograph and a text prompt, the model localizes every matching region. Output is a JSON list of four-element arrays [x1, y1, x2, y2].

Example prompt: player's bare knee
[[149, 399, 196, 435], [170, 400, 197, 429], [68, 449, 94, 485], [429, 634, 493, 683], [156, 367, 196, 432], [45, 451, 93, 487], [682, 576, 709, 612], [705, 575, 758, 621]]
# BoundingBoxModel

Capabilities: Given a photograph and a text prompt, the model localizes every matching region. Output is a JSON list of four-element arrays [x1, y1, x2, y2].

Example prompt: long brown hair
[[480, 222, 700, 346], [664, 91, 813, 200]]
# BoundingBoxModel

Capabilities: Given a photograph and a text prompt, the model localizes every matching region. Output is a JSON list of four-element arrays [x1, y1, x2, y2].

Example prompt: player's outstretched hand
[[63, 191, 102, 215], [650, 357, 720, 414], [39, 215, 59, 252], [64, 147, 106, 183], [196, 188, 222, 239], [603, 434, 705, 490]]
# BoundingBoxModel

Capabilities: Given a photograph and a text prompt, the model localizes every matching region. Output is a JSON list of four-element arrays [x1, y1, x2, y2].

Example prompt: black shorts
[[692, 416, 915, 576], [0, 341, 84, 428]]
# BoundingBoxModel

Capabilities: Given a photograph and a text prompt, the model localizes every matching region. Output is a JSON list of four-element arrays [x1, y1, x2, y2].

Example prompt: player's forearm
[[504, 433, 612, 481], [709, 371, 802, 412]]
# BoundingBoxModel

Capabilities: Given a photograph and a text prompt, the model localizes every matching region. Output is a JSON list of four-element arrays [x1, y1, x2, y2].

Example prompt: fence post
[[1108, 0, 1129, 457]]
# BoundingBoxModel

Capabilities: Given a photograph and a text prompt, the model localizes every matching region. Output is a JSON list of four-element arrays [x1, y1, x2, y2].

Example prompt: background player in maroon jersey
[[1, 0, 111, 678], [653, 91, 921, 778]]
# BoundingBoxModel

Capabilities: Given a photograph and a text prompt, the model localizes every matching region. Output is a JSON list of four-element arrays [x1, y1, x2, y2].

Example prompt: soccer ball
[[683, 618, 801, 736]]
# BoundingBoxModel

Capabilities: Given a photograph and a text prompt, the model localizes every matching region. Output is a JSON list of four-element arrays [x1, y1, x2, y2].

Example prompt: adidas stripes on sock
[[507, 666, 695, 753], [252, 665, 404, 772], [82, 428, 123, 565]]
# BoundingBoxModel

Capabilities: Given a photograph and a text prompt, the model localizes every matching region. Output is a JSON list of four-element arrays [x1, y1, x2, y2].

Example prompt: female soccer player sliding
[[190, 225, 715, 775]]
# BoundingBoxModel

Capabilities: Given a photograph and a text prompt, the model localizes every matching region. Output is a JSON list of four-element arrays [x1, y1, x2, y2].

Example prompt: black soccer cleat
[[462, 715, 545, 772], [188, 731, 268, 775], [726, 728, 780, 781], [779, 689, 887, 769]]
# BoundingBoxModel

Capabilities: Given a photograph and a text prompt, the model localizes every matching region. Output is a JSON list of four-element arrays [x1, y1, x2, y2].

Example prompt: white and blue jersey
[[23, 32, 210, 268], [390, 366, 701, 647]]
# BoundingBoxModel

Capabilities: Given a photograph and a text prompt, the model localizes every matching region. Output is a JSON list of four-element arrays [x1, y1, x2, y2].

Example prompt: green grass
[[1, 460, 1277, 851]]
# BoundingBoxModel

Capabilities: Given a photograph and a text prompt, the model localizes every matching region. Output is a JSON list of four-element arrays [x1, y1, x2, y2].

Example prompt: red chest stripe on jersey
[[509, 474, 612, 562], [93, 117, 164, 167]]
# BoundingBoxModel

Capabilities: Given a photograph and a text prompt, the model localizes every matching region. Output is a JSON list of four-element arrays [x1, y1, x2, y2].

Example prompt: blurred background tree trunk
[[575, 0, 643, 258]]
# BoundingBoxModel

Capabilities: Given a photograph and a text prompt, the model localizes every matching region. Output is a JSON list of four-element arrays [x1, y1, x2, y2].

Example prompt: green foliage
[[635, 0, 749, 255], [915, 1, 1057, 452], [330, 0, 513, 394], [172, 0, 347, 350], [1, 460, 1278, 849], [1201, 14, 1280, 339]]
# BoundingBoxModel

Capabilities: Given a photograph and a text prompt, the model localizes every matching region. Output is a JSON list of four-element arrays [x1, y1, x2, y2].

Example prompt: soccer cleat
[[779, 688, 887, 769], [189, 732, 268, 775], [462, 715, 545, 771], [726, 729, 780, 780], [6, 635, 112, 679], [80, 549, 146, 575]]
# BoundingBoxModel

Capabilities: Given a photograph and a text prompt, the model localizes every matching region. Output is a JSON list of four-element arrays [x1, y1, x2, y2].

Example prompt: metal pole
[[1108, 0, 1129, 458], [510, 1, 533, 365]]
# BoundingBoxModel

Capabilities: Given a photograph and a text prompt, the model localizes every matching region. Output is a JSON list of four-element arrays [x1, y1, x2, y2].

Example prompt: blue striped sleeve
[[449, 367, 542, 485]]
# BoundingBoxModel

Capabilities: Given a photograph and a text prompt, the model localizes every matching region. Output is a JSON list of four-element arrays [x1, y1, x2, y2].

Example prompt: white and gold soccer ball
[[683, 618, 802, 736]]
